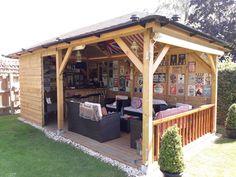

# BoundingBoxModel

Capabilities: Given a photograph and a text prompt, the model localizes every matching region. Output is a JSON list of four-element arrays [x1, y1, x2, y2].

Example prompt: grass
[[2, 115, 236, 177], [185, 131, 236, 177], [0, 115, 127, 177]]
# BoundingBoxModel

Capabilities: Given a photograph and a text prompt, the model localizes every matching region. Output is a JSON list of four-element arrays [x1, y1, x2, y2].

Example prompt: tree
[[154, 0, 191, 23], [188, 0, 236, 61]]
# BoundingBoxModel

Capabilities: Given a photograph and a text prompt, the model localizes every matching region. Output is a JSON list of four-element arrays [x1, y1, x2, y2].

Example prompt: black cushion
[[153, 104, 169, 113]]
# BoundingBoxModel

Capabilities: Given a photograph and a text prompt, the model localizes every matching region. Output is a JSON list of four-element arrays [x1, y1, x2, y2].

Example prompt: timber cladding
[[19, 53, 43, 125]]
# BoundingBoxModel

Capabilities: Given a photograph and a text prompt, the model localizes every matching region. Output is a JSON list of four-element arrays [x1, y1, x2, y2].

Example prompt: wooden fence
[[153, 104, 215, 161]]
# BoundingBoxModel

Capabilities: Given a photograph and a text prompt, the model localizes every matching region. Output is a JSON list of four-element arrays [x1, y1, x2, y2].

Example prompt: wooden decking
[[45, 123, 142, 168]]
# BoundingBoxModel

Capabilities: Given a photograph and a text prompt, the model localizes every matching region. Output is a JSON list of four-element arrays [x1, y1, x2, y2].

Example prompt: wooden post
[[208, 55, 218, 132], [142, 28, 154, 166], [56, 50, 64, 131], [130, 63, 134, 97], [9, 73, 14, 114]]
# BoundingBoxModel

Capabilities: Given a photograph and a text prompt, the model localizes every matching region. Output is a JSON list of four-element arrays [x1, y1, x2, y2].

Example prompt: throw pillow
[[101, 107, 108, 116], [131, 97, 142, 109]]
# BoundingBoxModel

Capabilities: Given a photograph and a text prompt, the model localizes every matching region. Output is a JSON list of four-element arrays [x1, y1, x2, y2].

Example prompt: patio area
[[46, 122, 142, 168]]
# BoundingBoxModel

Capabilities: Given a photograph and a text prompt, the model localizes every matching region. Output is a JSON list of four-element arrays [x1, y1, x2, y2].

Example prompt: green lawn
[[0, 115, 127, 177], [1, 115, 236, 177], [185, 133, 236, 177]]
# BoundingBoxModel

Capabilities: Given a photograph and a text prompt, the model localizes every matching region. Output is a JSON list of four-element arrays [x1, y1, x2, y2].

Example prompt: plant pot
[[226, 128, 236, 139], [161, 171, 183, 177]]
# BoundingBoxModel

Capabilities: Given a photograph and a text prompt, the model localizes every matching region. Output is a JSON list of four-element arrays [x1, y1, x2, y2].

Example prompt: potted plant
[[159, 125, 185, 177], [225, 103, 236, 139]]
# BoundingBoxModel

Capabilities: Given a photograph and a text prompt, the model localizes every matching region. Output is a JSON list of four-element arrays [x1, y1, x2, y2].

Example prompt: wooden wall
[[107, 49, 212, 108], [20, 53, 44, 125]]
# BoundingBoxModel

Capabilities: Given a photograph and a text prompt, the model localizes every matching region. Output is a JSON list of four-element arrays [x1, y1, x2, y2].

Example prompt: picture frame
[[178, 54, 186, 65], [170, 55, 178, 65], [188, 61, 196, 72]]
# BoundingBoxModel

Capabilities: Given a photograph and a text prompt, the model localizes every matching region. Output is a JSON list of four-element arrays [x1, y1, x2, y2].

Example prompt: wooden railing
[[153, 104, 215, 161]]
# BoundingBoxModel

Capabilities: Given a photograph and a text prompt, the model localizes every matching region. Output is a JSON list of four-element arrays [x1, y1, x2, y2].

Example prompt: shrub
[[225, 103, 236, 129], [218, 59, 236, 125], [159, 125, 184, 174]]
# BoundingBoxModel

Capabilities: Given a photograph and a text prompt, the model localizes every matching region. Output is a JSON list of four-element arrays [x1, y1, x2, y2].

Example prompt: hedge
[[218, 59, 236, 125]]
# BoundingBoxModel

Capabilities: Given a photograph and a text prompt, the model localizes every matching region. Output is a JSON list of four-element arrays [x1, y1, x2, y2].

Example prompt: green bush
[[159, 125, 184, 174], [225, 103, 236, 129], [218, 59, 236, 125]]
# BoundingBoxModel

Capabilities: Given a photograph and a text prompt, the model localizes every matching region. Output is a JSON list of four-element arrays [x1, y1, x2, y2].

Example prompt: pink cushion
[[156, 106, 190, 119], [131, 97, 142, 109]]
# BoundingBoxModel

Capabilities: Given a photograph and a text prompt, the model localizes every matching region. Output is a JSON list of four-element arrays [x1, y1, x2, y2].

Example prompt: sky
[[0, 0, 158, 56]]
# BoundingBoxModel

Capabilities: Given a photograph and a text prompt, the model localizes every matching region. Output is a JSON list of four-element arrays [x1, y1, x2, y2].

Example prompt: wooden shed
[[9, 12, 230, 171]]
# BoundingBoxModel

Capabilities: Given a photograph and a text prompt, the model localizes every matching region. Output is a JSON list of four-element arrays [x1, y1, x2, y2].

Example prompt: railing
[[153, 104, 215, 161]]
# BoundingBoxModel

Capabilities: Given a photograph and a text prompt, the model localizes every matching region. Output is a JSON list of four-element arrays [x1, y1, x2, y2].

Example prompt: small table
[[120, 114, 139, 133]]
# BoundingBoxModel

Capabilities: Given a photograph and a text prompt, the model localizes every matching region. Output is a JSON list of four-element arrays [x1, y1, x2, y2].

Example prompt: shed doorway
[[43, 56, 57, 126]]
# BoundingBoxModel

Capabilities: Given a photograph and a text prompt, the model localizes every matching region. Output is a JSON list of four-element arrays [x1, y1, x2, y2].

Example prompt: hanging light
[[73, 45, 86, 50], [73, 45, 86, 62], [75, 50, 82, 62], [131, 41, 139, 56]]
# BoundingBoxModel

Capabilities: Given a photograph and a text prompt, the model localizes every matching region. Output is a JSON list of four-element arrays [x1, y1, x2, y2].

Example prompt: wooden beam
[[142, 28, 154, 166], [208, 54, 216, 74], [193, 52, 211, 69], [152, 44, 170, 74], [54, 26, 145, 51], [153, 32, 224, 56], [56, 50, 64, 130], [114, 37, 143, 73], [93, 44, 110, 57], [59, 46, 73, 75], [88, 53, 125, 60], [190, 53, 211, 70], [153, 23, 227, 53]]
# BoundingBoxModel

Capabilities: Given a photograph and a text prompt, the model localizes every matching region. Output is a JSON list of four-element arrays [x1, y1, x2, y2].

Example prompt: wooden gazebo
[[9, 12, 230, 172]]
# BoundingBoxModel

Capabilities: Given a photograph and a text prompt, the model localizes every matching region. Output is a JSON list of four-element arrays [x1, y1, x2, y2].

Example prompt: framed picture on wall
[[154, 83, 165, 94], [177, 84, 185, 96], [188, 85, 195, 96], [188, 61, 196, 72], [178, 54, 186, 65], [195, 84, 203, 96], [170, 73, 177, 84], [170, 55, 178, 65], [170, 84, 177, 95]]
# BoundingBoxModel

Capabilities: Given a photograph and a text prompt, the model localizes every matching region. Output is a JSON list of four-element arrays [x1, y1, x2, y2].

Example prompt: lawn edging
[[17, 117, 144, 177]]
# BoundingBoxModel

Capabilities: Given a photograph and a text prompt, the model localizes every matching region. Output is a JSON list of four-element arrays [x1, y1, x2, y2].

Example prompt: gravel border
[[17, 117, 145, 177]]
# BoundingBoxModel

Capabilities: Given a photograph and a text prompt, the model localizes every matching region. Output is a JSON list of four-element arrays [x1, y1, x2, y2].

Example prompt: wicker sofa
[[66, 99, 120, 143]]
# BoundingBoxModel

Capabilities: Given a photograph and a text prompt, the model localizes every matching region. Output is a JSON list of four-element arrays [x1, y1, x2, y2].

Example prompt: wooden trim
[[191, 53, 211, 69], [152, 44, 170, 74], [153, 32, 224, 56], [59, 46, 73, 75], [88, 53, 126, 60], [142, 28, 154, 165], [56, 50, 64, 130], [114, 37, 143, 73], [210, 55, 217, 132], [153, 23, 226, 53], [207, 54, 216, 74], [153, 104, 215, 125], [194, 52, 210, 66]]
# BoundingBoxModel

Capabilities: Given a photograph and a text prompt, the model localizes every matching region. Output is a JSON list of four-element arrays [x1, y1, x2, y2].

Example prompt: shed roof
[[9, 11, 232, 58]]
